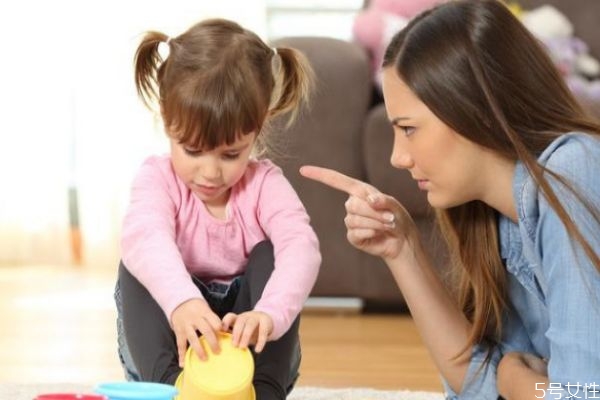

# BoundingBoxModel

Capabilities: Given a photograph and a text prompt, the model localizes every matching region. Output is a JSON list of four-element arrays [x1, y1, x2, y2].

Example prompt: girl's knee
[[248, 240, 274, 266]]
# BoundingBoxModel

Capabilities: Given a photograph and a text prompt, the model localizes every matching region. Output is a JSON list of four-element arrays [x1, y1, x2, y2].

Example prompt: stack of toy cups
[[176, 332, 255, 400]]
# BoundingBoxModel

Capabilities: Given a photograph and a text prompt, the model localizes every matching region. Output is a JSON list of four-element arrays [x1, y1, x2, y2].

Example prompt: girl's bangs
[[165, 85, 264, 150]]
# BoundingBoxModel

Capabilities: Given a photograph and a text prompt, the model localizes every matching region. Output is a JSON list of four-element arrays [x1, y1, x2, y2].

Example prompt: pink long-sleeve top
[[121, 155, 321, 340]]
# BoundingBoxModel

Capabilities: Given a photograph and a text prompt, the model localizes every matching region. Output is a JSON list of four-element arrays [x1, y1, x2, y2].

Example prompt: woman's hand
[[171, 298, 222, 366], [222, 311, 273, 353], [300, 165, 418, 261], [497, 352, 548, 399]]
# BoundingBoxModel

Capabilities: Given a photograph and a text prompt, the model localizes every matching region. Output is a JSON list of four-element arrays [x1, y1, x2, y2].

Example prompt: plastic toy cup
[[176, 332, 255, 400], [35, 395, 106, 400], [95, 382, 177, 400]]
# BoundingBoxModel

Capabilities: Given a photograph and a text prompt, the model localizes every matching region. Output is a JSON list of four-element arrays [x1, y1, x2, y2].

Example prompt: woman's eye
[[401, 126, 416, 137]]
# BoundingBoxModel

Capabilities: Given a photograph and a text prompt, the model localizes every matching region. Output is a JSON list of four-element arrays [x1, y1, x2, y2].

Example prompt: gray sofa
[[272, 0, 600, 310]]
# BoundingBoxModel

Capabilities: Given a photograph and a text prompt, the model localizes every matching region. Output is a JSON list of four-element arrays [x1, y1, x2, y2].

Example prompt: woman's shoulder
[[516, 132, 600, 190], [539, 132, 600, 173], [515, 133, 600, 231]]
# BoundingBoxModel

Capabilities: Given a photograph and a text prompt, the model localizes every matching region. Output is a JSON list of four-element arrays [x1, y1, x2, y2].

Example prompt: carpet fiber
[[0, 383, 445, 400], [290, 386, 445, 399]]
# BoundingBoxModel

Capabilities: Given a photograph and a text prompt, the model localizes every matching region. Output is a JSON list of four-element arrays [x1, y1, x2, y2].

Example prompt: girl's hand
[[300, 165, 418, 261], [221, 311, 273, 353], [171, 298, 222, 366]]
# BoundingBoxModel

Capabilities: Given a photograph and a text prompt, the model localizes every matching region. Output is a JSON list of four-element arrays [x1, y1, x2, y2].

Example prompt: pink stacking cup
[[35, 395, 107, 400]]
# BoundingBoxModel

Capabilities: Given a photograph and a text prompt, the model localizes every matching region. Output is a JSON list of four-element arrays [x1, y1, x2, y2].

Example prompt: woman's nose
[[390, 146, 413, 170]]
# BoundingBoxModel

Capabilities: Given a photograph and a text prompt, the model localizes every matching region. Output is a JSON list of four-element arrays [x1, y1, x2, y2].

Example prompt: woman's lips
[[417, 180, 429, 190]]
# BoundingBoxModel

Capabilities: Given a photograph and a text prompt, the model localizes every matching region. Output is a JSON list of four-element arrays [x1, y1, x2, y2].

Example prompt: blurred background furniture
[[520, 0, 599, 57], [271, 36, 446, 311], [272, 0, 600, 311]]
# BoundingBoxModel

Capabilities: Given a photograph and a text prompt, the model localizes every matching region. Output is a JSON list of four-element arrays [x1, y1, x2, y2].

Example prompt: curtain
[[0, 0, 267, 269]]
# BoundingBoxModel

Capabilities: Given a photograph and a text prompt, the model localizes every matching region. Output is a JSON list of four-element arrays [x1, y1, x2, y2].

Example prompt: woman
[[301, 1, 600, 399]]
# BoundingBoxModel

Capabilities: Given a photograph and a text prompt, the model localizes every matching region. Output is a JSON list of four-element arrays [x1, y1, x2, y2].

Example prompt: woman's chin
[[427, 193, 463, 210]]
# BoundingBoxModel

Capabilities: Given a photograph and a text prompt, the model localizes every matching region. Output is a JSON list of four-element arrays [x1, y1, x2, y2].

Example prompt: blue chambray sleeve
[[534, 136, 600, 397], [446, 134, 600, 399], [443, 305, 536, 400], [442, 344, 501, 400]]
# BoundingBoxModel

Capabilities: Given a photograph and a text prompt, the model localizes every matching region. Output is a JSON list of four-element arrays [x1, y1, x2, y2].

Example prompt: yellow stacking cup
[[176, 332, 255, 400]]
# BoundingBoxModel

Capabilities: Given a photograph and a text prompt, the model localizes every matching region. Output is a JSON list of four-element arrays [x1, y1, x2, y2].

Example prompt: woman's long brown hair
[[383, 0, 600, 358]]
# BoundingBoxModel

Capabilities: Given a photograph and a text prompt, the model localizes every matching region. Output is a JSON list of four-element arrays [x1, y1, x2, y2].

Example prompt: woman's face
[[381, 67, 493, 209]]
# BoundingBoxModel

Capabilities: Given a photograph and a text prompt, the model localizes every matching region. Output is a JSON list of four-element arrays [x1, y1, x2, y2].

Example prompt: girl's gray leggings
[[115, 240, 301, 400]]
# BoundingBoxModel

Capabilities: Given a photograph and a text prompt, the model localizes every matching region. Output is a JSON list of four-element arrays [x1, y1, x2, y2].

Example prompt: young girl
[[115, 18, 321, 400], [301, 1, 600, 399]]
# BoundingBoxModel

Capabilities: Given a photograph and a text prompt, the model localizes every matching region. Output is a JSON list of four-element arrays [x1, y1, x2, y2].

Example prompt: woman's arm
[[300, 166, 473, 393], [497, 352, 549, 399], [372, 193, 472, 392]]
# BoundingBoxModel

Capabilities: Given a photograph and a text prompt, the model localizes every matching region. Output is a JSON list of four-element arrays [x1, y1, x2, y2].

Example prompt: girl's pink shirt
[[121, 155, 321, 339]]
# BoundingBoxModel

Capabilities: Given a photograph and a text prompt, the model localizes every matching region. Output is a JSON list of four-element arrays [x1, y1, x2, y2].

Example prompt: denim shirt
[[444, 133, 600, 400]]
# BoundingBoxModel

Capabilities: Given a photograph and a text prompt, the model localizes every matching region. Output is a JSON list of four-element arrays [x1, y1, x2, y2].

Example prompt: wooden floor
[[0, 265, 442, 392]]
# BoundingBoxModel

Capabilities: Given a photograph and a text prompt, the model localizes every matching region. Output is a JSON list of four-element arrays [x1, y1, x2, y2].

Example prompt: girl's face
[[170, 132, 257, 208], [381, 68, 497, 209]]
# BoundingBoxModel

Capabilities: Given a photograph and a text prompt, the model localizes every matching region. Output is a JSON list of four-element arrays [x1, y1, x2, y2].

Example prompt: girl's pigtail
[[134, 31, 170, 110], [269, 47, 315, 126]]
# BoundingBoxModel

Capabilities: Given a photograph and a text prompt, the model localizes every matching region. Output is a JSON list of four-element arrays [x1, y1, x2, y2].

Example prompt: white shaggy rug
[[290, 386, 445, 399], [0, 383, 445, 400]]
